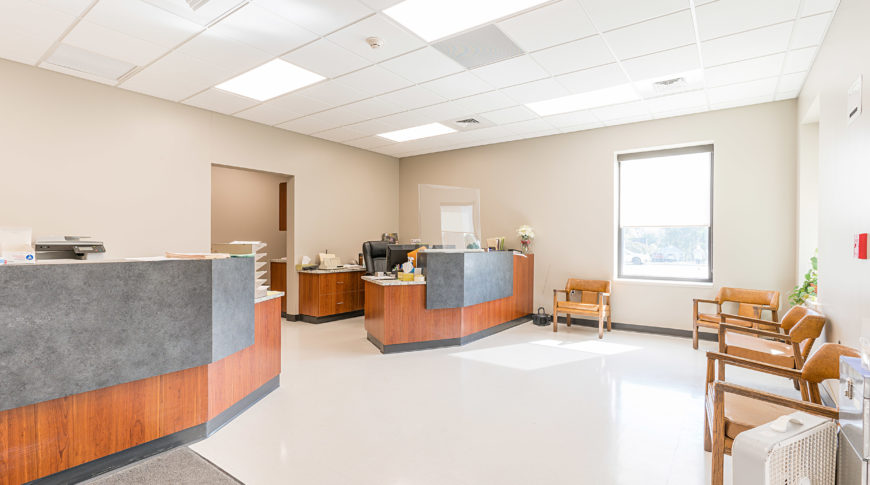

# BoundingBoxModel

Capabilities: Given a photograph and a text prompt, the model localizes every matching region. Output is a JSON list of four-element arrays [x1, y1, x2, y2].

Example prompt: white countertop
[[299, 265, 366, 274], [362, 275, 426, 286], [255, 291, 285, 303]]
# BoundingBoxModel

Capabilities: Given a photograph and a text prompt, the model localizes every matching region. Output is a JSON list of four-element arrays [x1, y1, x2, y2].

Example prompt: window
[[440, 203, 475, 249], [617, 145, 713, 282]]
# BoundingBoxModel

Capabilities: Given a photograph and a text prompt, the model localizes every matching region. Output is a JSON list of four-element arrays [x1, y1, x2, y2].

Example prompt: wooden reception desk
[[364, 253, 533, 353]]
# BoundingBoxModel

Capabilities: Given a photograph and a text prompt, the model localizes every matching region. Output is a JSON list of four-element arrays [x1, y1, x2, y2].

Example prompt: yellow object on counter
[[398, 272, 415, 282]]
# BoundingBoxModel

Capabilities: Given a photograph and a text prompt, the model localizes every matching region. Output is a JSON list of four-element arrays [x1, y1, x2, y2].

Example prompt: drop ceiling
[[0, 0, 838, 158]]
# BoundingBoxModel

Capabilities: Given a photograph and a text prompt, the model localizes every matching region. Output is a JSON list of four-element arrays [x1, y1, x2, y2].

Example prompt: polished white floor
[[191, 318, 800, 485]]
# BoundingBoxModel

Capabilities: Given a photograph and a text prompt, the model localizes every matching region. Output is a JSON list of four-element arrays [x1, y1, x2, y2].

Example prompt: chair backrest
[[362, 241, 389, 274], [566, 279, 611, 305], [801, 343, 859, 384], [716, 287, 780, 309], [780, 306, 827, 360]]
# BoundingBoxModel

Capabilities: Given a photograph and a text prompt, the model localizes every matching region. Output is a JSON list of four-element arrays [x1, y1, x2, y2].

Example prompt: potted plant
[[789, 252, 818, 306], [516, 225, 535, 254]]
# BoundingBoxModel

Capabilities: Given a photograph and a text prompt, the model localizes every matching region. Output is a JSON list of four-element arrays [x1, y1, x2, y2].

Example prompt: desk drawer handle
[[337, 281, 344, 284], [337, 301, 344, 305]]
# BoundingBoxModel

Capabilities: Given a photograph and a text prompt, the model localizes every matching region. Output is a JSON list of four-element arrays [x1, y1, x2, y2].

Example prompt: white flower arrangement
[[517, 225, 535, 240]]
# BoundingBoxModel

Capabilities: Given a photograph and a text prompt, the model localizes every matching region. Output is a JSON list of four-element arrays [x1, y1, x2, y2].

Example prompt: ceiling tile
[[122, 52, 233, 101], [255, 0, 373, 36], [281, 39, 369, 78], [579, 0, 688, 32], [783, 46, 817, 73], [209, 4, 317, 56], [480, 106, 538, 124], [38, 61, 120, 86], [621, 45, 700, 82], [706, 77, 778, 105], [341, 97, 403, 120], [0, 1, 77, 64], [234, 102, 303, 125], [257, 92, 333, 118], [85, 0, 204, 49], [530, 35, 615, 76], [603, 10, 696, 60], [800, 0, 838, 16], [380, 47, 464, 84], [31, 0, 93, 16], [592, 101, 650, 121], [702, 22, 793, 67], [337, 65, 413, 98], [344, 135, 395, 150], [556, 63, 630, 94], [496, 0, 596, 52], [558, 120, 604, 133], [313, 125, 368, 142], [704, 53, 785, 87], [421, 72, 493, 99], [374, 85, 445, 111], [602, 113, 652, 126], [652, 105, 709, 120], [183, 88, 259, 114], [695, 0, 799, 41], [411, 101, 473, 122], [326, 13, 426, 62], [543, 110, 600, 128], [775, 89, 801, 100], [295, 79, 368, 107], [452, 91, 516, 115], [308, 104, 369, 126], [791, 13, 832, 49], [710, 94, 773, 110], [502, 78, 571, 104], [645, 90, 708, 112], [358, 0, 402, 10], [778, 71, 807, 92], [277, 116, 340, 135], [64, 21, 167, 66], [141, 0, 246, 26], [175, 29, 272, 75], [345, 118, 404, 135], [502, 118, 555, 135], [472, 55, 549, 89]]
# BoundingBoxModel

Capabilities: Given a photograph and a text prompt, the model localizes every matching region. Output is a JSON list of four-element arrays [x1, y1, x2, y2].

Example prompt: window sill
[[614, 277, 714, 288]]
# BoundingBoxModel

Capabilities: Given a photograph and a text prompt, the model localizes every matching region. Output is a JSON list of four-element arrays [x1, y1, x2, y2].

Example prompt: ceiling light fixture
[[526, 84, 641, 116], [384, 0, 550, 42], [216, 59, 324, 102], [378, 123, 456, 142]]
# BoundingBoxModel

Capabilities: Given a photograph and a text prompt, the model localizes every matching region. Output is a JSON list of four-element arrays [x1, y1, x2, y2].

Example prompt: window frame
[[616, 144, 714, 283]]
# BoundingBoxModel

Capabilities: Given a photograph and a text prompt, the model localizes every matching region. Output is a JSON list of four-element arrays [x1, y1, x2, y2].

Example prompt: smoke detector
[[366, 37, 384, 49]]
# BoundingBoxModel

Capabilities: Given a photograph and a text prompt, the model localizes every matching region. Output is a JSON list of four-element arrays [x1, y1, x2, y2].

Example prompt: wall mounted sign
[[855, 233, 868, 259]]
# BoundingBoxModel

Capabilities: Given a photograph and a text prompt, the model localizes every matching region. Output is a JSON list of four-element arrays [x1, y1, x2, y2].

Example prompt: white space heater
[[732, 411, 837, 485]]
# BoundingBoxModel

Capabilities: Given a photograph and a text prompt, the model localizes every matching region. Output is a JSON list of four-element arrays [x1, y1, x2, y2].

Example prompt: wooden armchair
[[717, 306, 826, 396], [692, 287, 780, 349], [704, 343, 858, 485], [553, 279, 611, 338]]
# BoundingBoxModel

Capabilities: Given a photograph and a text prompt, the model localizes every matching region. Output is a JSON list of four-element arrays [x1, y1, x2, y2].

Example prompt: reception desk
[[0, 259, 283, 484], [364, 253, 533, 353]]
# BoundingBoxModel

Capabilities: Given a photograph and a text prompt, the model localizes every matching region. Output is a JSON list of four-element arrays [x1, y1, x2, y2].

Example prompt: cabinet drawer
[[318, 272, 357, 294], [318, 290, 355, 316]]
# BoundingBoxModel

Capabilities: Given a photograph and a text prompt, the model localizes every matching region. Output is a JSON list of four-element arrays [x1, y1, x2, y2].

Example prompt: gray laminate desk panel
[[421, 251, 513, 310], [0, 258, 253, 412]]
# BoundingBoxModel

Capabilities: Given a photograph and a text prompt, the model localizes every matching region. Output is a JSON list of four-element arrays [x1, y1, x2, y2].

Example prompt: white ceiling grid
[[0, 0, 838, 158]]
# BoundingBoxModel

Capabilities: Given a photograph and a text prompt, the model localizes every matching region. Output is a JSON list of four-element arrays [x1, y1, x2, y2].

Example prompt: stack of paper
[[211, 241, 269, 298]]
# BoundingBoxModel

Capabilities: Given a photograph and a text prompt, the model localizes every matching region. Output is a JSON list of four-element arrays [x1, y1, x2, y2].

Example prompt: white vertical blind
[[619, 148, 712, 227]]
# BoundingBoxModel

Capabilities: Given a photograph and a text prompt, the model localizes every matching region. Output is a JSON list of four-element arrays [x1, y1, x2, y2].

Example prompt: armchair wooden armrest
[[720, 312, 782, 328], [705, 351, 802, 380], [718, 323, 790, 342], [693, 298, 719, 304], [553, 289, 568, 295], [712, 381, 837, 418]]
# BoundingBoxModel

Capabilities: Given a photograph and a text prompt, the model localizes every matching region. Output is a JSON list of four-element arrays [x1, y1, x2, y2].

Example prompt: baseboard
[[369, 314, 532, 354], [29, 376, 281, 485], [554, 316, 717, 342], [297, 310, 364, 324], [282, 312, 293, 320]]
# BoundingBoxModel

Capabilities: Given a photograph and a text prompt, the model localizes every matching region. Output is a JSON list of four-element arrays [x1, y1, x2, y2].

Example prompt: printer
[[35, 236, 106, 260]]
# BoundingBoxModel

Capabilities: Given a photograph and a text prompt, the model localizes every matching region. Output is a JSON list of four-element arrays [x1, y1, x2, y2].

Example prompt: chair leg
[[598, 314, 604, 339], [607, 310, 612, 332], [553, 311, 558, 332], [692, 321, 699, 350], [711, 390, 726, 485], [792, 378, 801, 391], [566, 314, 571, 327]]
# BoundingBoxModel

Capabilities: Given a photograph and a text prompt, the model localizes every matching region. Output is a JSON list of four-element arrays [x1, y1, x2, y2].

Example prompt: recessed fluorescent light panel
[[216, 59, 324, 101], [526, 84, 641, 116], [385, 0, 550, 42], [378, 123, 456, 142]]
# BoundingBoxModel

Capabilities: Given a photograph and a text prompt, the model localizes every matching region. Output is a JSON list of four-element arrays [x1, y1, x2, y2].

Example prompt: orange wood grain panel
[[364, 281, 386, 343], [270, 261, 287, 314], [299, 272, 319, 317], [0, 297, 283, 485], [377, 284, 461, 345]]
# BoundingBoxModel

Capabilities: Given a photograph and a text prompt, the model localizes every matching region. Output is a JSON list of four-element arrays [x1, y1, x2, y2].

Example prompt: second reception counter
[[364, 252, 533, 353]]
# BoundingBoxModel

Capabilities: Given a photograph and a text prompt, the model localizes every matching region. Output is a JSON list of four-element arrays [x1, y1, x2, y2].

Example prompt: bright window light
[[378, 122, 456, 142], [384, 0, 550, 42], [216, 59, 324, 102], [526, 84, 641, 116]]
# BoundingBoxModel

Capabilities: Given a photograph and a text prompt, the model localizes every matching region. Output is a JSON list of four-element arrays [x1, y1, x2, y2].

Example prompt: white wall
[[0, 59, 400, 314], [798, 0, 870, 346], [400, 101, 798, 331]]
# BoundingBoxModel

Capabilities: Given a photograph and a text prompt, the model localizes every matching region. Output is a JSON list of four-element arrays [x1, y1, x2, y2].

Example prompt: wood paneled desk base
[[365, 254, 534, 353], [0, 297, 282, 485]]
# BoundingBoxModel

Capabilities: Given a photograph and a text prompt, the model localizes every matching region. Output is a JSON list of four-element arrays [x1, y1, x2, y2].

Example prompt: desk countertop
[[362, 275, 426, 286], [299, 266, 366, 274]]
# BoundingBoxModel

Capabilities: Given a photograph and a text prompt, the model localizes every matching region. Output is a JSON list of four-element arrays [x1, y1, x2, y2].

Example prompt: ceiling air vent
[[434, 25, 523, 69], [652, 77, 688, 94], [186, 0, 210, 10], [455, 118, 480, 127]]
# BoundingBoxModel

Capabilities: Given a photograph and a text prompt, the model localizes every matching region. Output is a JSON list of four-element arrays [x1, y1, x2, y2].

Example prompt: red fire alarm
[[855, 233, 868, 259]]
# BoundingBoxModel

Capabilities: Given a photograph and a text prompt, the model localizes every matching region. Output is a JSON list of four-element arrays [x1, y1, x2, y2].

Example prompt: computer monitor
[[385, 244, 421, 273]]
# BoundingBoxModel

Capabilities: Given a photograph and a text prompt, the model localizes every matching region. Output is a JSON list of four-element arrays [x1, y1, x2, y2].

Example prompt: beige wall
[[211, 165, 289, 287], [400, 101, 798, 331], [798, 0, 870, 346], [0, 58, 399, 314]]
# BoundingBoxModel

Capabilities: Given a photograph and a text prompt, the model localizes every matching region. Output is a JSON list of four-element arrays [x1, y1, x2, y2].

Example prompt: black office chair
[[362, 241, 389, 275]]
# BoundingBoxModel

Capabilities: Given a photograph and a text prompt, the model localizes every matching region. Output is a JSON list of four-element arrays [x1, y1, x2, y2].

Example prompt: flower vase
[[521, 239, 531, 254]]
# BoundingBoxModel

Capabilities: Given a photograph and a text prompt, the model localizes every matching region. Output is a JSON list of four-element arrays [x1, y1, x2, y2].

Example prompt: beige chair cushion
[[557, 302, 600, 313], [723, 393, 793, 439], [725, 333, 795, 369]]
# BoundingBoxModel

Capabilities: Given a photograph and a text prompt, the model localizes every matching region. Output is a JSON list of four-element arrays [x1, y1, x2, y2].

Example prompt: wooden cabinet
[[270, 261, 288, 316], [299, 269, 365, 322]]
